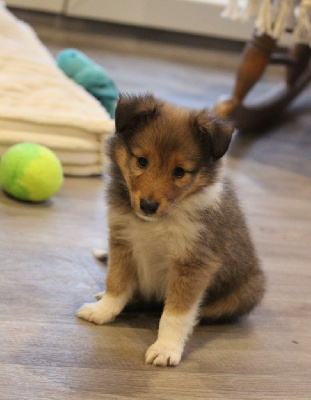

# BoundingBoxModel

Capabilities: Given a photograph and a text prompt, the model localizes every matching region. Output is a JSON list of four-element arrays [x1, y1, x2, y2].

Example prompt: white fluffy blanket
[[0, 1, 115, 175]]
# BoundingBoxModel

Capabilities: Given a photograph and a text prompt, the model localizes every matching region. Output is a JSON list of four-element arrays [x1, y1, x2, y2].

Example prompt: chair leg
[[214, 45, 311, 131], [213, 33, 277, 118], [286, 44, 311, 85]]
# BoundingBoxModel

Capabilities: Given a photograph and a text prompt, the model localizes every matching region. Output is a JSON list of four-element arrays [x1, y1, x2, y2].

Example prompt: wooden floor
[[1, 11, 311, 400]]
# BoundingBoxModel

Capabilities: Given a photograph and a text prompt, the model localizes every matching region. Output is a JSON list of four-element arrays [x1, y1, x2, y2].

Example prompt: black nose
[[140, 198, 159, 215]]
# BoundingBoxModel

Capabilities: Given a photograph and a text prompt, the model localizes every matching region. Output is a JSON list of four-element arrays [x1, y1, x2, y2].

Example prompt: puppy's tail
[[92, 248, 108, 264]]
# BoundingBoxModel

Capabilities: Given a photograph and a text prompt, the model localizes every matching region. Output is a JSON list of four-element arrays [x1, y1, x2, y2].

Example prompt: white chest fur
[[111, 209, 200, 301], [109, 182, 223, 302]]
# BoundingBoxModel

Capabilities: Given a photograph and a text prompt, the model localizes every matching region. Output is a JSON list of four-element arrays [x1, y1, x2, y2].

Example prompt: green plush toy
[[57, 48, 119, 118], [0, 143, 63, 202]]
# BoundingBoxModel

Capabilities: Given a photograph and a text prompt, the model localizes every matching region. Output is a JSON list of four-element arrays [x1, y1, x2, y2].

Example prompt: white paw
[[77, 302, 116, 325], [145, 340, 182, 367]]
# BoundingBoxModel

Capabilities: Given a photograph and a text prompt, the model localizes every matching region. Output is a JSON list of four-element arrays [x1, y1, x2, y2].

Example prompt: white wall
[[65, 0, 255, 41], [5, 0, 65, 13], [5, 0, 255, 41]]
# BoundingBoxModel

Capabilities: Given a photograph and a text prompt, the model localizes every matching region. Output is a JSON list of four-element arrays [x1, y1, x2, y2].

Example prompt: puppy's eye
[[173, 167, 185, 178], [137, 157, 148, 169]]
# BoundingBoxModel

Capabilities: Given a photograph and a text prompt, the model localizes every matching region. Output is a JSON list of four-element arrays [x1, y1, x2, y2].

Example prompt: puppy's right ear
[[115, 94, 162, 134], [193, 109, 234, 160]]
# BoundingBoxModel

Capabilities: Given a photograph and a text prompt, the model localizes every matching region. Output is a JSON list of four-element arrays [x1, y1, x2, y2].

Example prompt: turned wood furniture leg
[[286, 44, 311, 85], [214, 33, 277, 118]]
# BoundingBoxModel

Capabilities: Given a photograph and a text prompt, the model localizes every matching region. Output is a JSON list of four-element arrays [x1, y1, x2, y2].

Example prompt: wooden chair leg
[[214, 33, 277, 119], [213, 34, 311, 131], [286, 44, 311, 85]]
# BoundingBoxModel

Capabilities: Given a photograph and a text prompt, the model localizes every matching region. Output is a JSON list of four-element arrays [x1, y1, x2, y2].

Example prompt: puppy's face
[[109, 94, 233, 220]]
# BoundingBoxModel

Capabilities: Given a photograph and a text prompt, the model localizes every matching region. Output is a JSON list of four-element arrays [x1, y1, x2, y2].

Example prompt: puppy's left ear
[[193, 109, 234, 160], [115, 93, 161, 135]]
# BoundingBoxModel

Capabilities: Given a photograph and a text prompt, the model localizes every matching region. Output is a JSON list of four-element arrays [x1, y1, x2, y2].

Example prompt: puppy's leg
[[145, 299, 201, 367], [77, 239, 136, 325], [145, 261, 211, 367], [200, 269, 265, 321]]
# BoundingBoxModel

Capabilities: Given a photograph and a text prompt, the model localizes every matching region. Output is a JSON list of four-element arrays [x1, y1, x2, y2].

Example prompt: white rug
[[0, 1, 115, 176]]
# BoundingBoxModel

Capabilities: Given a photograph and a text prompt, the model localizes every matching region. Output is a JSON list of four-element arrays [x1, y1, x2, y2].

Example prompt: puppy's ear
[[193, 109, 234, 160], [115, 93, 162, 134]]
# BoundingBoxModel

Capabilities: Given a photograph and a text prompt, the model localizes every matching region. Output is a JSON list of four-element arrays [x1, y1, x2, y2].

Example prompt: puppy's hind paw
[[145, 341, 182, 367], [94, 291, 105, 301], [77, 302, 115, 325], [92, 248, 108, 263]]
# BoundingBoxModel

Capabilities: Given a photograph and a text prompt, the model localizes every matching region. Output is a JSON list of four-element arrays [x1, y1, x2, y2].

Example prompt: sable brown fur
[[78, 93, 265, 366]]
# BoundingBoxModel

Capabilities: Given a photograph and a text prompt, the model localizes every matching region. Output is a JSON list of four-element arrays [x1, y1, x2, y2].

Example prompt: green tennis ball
[[0, 143, 63, 202]]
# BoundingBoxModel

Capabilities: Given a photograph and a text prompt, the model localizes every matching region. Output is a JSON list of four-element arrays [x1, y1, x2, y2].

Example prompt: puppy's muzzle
[[140, 198, 159, 215]]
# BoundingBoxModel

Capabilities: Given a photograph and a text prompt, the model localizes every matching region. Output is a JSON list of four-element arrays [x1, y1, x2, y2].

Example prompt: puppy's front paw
[[77, 302, 115, 325], [145, 340, 182, 367]]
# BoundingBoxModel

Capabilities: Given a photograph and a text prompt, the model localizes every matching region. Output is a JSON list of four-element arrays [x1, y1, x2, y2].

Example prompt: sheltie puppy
[[77, 94, 265, 367]]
